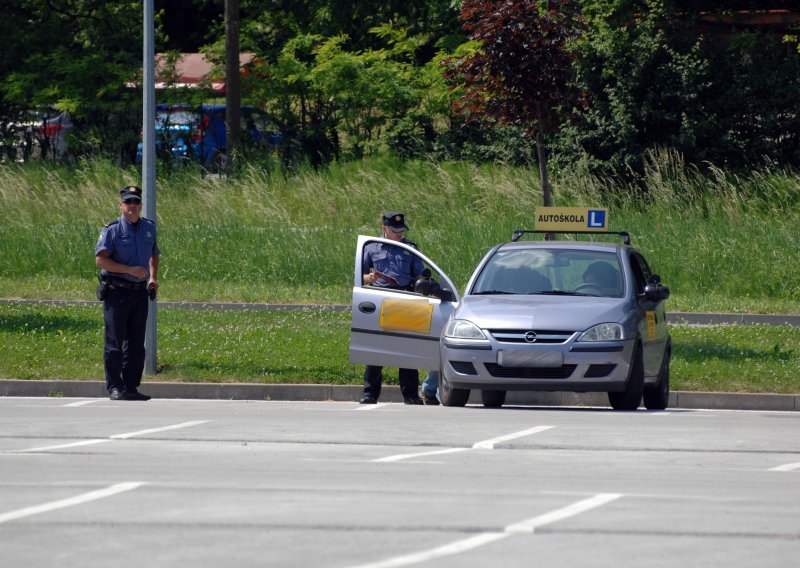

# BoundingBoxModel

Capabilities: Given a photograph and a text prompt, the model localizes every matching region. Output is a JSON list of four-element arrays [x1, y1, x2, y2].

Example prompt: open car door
[[349, 235, 459, 370]]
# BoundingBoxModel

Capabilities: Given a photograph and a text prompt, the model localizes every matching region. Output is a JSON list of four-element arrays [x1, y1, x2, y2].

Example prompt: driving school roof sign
[[535, 207, 608, 232]]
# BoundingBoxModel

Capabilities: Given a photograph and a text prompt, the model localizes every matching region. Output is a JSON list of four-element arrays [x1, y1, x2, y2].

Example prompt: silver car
[[349, 231, 671, 410]]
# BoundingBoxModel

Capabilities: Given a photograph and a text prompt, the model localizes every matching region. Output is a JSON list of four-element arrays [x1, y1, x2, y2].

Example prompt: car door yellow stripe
[[646, 311, 656, 341], [379, 298, 434, 334]]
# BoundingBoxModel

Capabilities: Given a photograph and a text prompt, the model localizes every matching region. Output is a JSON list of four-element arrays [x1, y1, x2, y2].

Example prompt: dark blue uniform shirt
[[95, 215, 160, 282], [362, 239, 424, 289]]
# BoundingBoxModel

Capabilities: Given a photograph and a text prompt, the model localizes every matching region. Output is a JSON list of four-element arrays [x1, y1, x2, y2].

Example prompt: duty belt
[[105, 277, 147, 290]]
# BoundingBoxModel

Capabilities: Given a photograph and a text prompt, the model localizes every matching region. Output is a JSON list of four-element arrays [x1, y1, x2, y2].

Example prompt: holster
[[96, 275, 109, 301]]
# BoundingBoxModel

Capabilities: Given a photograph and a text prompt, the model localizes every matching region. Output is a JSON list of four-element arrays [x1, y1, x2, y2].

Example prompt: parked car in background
[[0, 110, 72, 162], [195, 104, 283, 170], [135, 104, 198, 165], [37, 111, 72, 159], [136, 103, 282, 169]]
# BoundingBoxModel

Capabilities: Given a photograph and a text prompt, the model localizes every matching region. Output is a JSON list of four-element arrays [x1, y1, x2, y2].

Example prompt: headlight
[[577, 323, 624, 342], [444, 319, 487, 340]]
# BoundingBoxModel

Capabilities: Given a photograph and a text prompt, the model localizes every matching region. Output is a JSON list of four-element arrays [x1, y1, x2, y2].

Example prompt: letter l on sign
[[588, 210, 606, 229]]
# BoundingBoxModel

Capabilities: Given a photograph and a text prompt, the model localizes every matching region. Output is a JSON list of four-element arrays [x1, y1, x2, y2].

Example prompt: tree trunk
[[535, 124, 552, 207], [225, 0, 241, 176]]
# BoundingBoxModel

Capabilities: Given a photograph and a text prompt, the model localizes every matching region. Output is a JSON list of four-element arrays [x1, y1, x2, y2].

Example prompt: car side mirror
[[414, 277, 440, 297], [436, 288, 455, 302], [645, 283, 670, 302]]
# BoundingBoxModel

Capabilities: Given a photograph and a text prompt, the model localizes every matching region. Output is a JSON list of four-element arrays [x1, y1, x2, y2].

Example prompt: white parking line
[[345, 493, 622, 568], [6, 420, 209, 453], [109, 420, 209, 439], [355, 403, 392, 411], [373, 448, 470, 463], [10, 439, 108, 453], [61, 400, 101, 407], [0, 482, 146, 524], [472, 426, 555, 449], [770, 461, 800, 472], [372, 426, 554, 463], [504, 493, 623, 533]]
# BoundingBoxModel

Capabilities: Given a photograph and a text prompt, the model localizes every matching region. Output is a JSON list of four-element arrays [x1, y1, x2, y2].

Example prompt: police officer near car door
[[360, 212, 426, 405], [95, 186, 160, 401]]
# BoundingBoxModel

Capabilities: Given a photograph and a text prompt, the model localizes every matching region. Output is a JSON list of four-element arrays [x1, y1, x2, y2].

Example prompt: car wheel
[[481, 390, 506, 408], [210, 149, 227, 172], [643, 343, 671, 410], [608, 343, 644, 411], [439, 369, 469, 407]]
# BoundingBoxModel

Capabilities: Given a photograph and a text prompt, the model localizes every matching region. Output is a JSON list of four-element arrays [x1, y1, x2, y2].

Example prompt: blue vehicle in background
[[136, 103, 282, 169]]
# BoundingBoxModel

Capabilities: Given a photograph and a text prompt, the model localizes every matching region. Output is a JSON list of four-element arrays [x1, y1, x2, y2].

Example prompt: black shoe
[[359, 394, 378, 404], [109, 387, 126, 401], [421, 393, 440, 406], [403, 396, 423, 405], [124, 387, 151, 401]]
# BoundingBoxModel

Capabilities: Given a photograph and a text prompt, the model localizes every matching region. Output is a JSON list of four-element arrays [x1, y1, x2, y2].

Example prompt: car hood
[[455, 295, 629, 332]]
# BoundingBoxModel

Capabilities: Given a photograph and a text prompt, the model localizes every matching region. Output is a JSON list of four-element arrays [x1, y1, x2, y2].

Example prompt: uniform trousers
[[362, 365, 419, 400], [103, 287, 149, 392]]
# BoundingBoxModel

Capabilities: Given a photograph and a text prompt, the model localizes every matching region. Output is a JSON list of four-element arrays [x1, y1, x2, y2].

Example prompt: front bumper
[[441, 334, 636, 392]]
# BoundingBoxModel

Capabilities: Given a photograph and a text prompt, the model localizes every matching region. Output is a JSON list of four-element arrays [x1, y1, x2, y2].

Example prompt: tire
[[643, 343, 671, 410], [608, 344, 644, 411], [481, 390, 506, 408], [439, 369, 469, 407], [210, 149, 227, 173]]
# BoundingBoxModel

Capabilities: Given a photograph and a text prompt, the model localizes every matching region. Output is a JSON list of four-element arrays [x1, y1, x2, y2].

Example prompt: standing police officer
[[95, 186, 160, 401], [360, 212, 425, 405]]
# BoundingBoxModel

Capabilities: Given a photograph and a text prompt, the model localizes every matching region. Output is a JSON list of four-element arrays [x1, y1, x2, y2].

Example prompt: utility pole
[[225, 0, 241, 176], [142, 0, 158, 375]]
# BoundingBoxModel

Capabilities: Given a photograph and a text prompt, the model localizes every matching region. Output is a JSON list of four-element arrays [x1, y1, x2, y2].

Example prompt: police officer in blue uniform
[[360, 212, 426, 405], [95, 186, 160, 401]]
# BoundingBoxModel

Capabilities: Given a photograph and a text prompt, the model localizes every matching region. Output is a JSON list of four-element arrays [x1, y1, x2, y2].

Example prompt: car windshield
[[471, 248, 624, 298], [155, 110, 198, 128]]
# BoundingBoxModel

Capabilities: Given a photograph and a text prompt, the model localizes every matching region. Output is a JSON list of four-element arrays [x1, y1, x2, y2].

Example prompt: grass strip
[[1, 303, 797, 393]]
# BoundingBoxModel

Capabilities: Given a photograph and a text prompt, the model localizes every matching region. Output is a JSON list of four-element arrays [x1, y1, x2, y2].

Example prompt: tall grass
[[0, 154, 798, 312]]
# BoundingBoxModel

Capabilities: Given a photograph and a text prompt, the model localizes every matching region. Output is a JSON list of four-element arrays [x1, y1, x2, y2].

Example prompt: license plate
[[497, 349, 563, 368]]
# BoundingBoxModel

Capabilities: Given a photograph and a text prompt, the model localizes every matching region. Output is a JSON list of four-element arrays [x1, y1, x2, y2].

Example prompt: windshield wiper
[[473, 290, 515, 295], [533, 290, 598, 297]]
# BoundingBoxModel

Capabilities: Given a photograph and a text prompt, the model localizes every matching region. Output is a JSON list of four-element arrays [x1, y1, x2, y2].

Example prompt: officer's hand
[[129, 266, 147, 280], [147, 279, 158, 300]]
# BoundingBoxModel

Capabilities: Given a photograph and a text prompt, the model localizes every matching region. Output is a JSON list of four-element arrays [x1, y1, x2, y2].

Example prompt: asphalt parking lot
[[1, 398, 799, 568]]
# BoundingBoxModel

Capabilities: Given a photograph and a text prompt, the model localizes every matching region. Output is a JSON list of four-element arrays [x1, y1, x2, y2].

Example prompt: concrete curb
[[1, 380, 796, 411]]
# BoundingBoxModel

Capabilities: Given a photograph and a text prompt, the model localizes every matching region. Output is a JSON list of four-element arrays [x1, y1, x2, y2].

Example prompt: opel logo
[[524, 331, 537, 343]]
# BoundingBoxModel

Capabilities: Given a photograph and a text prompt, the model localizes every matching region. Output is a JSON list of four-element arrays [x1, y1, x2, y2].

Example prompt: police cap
[[120, 185, 142, 202], [382, 211, 408, 232]]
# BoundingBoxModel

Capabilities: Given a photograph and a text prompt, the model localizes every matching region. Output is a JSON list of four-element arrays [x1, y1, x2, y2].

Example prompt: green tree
[[0, 0, 144, 162], [564, 0, 800, 173], [445, 0, 585, 206], [246, 26, 455, 165]]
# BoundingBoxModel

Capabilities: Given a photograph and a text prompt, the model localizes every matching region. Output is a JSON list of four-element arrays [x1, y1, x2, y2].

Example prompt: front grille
[[488, 329, 574, 344], [449, 361, 478, 375], [484, 364, 576, 379], [585, 364, 616, 378]]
